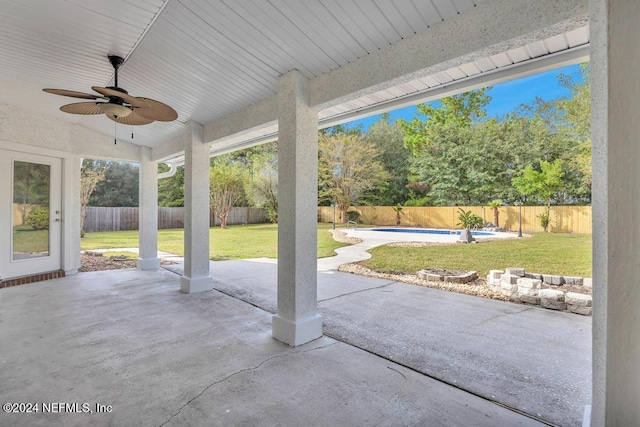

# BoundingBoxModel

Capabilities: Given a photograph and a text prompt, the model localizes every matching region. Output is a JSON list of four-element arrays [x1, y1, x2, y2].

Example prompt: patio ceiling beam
[[203, 96, 278, 149], [310, 0, 588, 111]]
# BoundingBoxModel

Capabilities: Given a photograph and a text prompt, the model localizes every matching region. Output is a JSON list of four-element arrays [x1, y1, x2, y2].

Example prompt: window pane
[[12, 161, 50, 260]]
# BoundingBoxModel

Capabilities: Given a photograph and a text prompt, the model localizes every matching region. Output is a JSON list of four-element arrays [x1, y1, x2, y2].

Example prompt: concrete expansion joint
[[322, 330, 555, 427], [158, 341, 338, 426], [317, 281, 396, 303]]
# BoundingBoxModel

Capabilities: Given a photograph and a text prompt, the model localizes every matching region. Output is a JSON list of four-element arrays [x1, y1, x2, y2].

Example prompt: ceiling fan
[[43, 55, 178, 125]]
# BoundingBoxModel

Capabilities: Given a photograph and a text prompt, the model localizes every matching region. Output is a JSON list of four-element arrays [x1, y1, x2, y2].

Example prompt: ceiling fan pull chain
[[131, 126, 134, 140], [114, 122, 117, 145]]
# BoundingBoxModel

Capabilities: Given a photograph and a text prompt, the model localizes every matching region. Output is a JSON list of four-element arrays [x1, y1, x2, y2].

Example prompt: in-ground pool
[[372, 228, 495, 236]]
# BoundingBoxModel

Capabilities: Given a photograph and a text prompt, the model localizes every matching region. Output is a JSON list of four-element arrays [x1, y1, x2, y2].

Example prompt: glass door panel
[[12, 161, 51, 260]]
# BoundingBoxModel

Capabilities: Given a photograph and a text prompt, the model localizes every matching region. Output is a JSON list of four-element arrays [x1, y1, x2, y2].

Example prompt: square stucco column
[[137, 146, 160, 270], [63, 155, 81, 275], [181, 121, 212, 294], [590, 0, 640, 425], [272, 70, 322, 346]]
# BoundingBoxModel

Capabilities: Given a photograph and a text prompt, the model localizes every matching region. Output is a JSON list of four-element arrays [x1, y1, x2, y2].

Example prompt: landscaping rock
[[500, 288, 516, 298], [485, 278, 498, 292], [539, 289, 565, 301], [524, 272, 543, 280], [517, 278, 541, 296], [509, 294, 521, 303], [488, 270, 504, 283], [505, 267, 525, 277], [499, 279, 518, 299], [500, 274, 519, 285], [520, 295, 541, 305], [564, 276, 584, 286], [541, 300, 568, 310], [458, 228, 475, 243], [517, 277, 542, 288], [417, 271, 443, 282], [583, 278, 593, 289], [568, 305, 593, 316], [565, 292, 592, 307], [542, 274, 565, 285], [500, 282, 518, 292], [539, 289, 567, 311], [447, 271, 477, 284]]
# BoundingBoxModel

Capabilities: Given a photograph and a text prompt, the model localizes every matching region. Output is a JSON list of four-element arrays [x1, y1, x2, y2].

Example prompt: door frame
[[1, 150, 62, 279]]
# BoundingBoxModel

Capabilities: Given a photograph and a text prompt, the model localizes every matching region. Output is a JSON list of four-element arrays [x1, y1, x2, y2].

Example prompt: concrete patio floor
[[0, 264, 590, 426]]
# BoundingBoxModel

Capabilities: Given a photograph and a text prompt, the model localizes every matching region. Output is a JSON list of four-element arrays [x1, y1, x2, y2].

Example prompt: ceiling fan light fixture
[[100, 103, 132, 118]]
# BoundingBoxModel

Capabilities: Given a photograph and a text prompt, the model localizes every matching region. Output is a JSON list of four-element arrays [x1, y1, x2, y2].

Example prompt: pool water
[[373, 228, 495, 236]]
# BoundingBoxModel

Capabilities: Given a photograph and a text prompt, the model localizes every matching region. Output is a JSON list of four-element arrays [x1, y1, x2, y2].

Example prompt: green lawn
[[13, 228, 49, 253], [361, 233, 592, 278], [82, 225, 592, 277], [81, 223, 348, 260]]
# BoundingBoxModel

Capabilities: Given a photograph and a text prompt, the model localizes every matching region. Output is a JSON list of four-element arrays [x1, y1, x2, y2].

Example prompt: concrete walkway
[[163, 259, 591, 427], [0, 268, 546, 427]]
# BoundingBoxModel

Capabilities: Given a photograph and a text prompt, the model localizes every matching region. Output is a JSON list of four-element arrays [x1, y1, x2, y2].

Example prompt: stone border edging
[[487, 268, 592, 315]]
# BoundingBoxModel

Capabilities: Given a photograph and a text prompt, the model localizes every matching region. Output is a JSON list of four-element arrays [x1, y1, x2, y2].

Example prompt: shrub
[[264, 200, 278, 223], [538, 210, 551, 232], [457, 208, 483, 229], [347, 210, 360, 222], [25, 206, 49, 230]]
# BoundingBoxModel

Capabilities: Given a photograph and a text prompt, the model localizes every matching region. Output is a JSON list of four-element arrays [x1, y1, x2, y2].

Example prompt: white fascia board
[[318, 44, 589, 129]]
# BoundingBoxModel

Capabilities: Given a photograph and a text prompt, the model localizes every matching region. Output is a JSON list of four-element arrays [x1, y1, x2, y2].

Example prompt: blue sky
[[347, 64, 583, 130]]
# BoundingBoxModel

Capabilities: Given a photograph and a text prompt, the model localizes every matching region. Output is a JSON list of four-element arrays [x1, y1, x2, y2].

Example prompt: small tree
[[392, 204, 404, 226], [210, 163, 247, 229], [512, 160, 565, 232], [80, 160, 105, 237], [318, 132, 389, 222], [248, 147, 278, 223], [488, 199, 502, 227]]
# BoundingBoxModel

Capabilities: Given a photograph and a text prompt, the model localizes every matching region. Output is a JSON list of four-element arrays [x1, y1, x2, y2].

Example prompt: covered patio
[[1, 263, 590, 426], [0, 0, 638, 425]]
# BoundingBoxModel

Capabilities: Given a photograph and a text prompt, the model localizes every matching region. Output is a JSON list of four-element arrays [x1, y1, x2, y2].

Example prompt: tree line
[[83, 64, 591, 227]]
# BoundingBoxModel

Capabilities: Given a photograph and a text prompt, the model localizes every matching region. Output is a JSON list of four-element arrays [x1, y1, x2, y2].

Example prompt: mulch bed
[[79, 253, 174, 272]]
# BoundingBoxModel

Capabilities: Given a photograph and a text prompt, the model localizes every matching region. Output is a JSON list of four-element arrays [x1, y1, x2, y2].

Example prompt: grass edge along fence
[[318, 205, 592, 234]]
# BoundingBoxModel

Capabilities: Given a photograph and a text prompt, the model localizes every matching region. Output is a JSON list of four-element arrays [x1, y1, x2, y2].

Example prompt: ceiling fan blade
[[60, 102, 104, 115], [91, 86, 148, 108], [43, 88, 104, 100], [135, 97, 178, 122], [106, 110, 154, 125]]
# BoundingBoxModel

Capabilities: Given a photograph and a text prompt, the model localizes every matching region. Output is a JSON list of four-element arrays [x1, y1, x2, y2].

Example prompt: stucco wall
[[0, 104, 140, 161]]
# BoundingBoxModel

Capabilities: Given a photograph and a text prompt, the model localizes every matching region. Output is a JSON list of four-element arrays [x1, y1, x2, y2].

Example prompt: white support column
[[591, 0, 640, 425], [62, 155, 81, 275], [181, 121, 212, 293], [137, 146, 160, 270], [272, 70, 322, 346]]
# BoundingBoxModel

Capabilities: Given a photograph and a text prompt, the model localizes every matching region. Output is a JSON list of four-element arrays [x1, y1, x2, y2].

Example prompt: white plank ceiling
[[0, 0, 588, 153]]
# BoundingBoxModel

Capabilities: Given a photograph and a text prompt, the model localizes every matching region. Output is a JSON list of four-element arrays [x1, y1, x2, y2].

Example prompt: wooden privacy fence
[[318, 205, 592, 234], [84, 206, 268, 232]]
